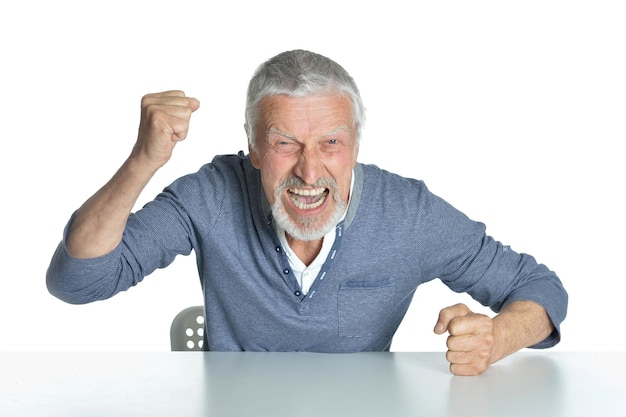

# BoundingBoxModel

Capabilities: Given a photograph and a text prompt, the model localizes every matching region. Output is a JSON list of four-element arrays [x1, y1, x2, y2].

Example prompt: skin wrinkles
[[248, 94, 358, 260]]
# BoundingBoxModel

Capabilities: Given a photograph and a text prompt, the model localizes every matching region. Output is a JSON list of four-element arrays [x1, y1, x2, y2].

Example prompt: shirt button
[[283, 269, 290, 274], [294, 291, 301, 297], [276, 247, 281, 252]]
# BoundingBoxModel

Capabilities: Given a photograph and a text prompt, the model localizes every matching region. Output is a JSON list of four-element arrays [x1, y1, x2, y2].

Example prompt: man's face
[[249, 94, 359, 241]]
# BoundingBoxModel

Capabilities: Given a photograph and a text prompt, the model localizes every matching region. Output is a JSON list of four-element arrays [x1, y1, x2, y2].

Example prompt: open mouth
[[288, 187, 329, 210]]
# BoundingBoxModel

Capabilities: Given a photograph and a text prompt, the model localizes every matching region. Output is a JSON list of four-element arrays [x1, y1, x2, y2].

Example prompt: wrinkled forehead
[[257, 95, 354, 137]]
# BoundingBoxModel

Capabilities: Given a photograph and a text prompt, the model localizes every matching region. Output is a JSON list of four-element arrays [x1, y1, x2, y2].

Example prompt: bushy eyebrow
[[322, 126, 350, 137], [266, 128, 297, 140], [266, 126, 349, 140]]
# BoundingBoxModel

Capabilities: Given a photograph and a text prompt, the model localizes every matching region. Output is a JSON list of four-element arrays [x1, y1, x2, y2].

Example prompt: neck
[[285, 234, 323, 266]]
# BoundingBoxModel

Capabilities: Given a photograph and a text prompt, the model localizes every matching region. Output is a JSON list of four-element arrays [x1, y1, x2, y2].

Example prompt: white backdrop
[[1, 1, 624, 352]]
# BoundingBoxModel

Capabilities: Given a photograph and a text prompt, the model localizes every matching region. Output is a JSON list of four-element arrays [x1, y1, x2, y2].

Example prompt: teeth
[[288, 187, 325, 196], [288, 188, 328, 210], [290, 193, 327, 209]]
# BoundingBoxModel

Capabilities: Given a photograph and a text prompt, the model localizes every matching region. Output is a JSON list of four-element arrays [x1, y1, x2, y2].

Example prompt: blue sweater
[[47, 153, 568, 352]]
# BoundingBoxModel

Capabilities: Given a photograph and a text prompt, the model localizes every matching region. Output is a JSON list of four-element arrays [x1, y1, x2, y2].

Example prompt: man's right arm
[[66, 91, 200, 259]]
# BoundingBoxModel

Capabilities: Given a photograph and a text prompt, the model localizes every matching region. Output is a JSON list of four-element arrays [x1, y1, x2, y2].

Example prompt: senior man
[[47, 49, 568, 375]]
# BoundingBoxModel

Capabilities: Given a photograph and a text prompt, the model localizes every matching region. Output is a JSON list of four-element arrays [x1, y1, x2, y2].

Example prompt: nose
[[293, 146, 323, 185]]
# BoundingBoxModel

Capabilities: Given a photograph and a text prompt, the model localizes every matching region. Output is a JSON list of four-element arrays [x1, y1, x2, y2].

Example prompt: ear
[[351, 133, 360, 167], [249, 144, 261, 169], [245, 124, 261, 169], [352, 143, 360, 167]]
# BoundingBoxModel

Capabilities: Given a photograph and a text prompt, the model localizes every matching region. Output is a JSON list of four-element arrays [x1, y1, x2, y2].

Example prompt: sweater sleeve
[[416, 187, 568, 349], [46, 195, 192, 304], [46, 162, 226, 304]]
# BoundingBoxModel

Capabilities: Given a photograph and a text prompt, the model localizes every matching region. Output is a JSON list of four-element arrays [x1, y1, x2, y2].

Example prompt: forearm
[[64, 91, 199, 259], [66, 155, 158, 259], [490, 300, 554, 364]]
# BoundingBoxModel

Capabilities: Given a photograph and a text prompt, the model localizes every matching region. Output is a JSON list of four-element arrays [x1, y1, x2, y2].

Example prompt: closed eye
[[268, 136, 301, 154]]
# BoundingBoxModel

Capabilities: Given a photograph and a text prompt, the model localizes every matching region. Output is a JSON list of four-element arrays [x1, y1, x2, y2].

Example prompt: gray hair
[[245, 49, 366, 150]]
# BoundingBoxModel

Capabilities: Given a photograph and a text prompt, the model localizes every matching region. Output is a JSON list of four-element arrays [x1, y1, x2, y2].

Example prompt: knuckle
[[478, 348, 491, 360], [446, 336, 455, 350], [141, 94, 156, 109]]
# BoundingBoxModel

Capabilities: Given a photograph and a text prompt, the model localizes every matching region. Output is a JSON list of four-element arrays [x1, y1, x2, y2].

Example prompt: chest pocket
[[338, 278, 395, 338]]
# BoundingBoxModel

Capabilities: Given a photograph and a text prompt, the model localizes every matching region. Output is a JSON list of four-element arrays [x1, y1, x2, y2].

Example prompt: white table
[[1, 351, 624, 416]]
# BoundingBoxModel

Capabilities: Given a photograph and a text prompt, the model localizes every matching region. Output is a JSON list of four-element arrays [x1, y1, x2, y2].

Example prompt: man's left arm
[[434, 300, 554, 376]]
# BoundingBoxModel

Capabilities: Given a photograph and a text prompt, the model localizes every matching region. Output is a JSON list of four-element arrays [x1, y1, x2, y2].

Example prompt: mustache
[[277, 176, 339, 191]]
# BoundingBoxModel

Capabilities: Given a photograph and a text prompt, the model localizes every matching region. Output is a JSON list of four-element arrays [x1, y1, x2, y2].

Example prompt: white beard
[[271, 177, 346, 241]]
